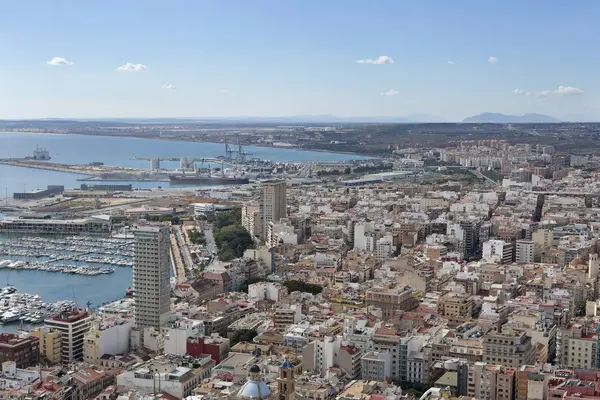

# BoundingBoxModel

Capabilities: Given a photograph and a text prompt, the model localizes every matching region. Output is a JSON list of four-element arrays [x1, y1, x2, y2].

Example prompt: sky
[[0, 0, 599, 121]]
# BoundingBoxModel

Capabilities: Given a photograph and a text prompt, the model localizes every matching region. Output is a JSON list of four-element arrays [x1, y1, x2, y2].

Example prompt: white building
[[516, 239, 535, 263], [361, 351, 391, 382], [83, 315, 134, 364], [259, 181, 287, 240], [267, 220, 298, 248], [164, 319, 203, 356], [302, 336, 342, 376], [482, 240, 514, 264], [0, 361, 40, 391], [241, 203, 261, 238], [117, 357, 201, 399], [193, 203, 215, 217], [248, 282, 288, 302], [133, 226, 172, 330], [354, 222, 376, 252], [44, 310, 93, 363], [375, 237, 395, 260]]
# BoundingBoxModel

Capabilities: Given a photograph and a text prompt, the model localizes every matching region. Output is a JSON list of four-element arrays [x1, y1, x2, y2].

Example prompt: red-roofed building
[[0, 333, 39, 368], [187, 333, 230, 363]]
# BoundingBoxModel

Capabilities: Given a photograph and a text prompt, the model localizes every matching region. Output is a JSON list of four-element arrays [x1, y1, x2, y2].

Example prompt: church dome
[[237, 365, 272, 400], [237, 379, 272, 399]]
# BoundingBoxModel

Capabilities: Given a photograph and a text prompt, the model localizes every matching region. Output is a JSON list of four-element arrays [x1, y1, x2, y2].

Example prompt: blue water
[[0, 133, 365, 196]]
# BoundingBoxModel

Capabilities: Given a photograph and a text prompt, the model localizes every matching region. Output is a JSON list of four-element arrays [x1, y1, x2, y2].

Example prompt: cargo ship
[[168, 174, 250, 185]]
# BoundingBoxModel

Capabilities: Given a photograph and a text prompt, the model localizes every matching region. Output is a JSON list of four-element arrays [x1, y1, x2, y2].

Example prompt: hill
[[462, 113, 560, 123]]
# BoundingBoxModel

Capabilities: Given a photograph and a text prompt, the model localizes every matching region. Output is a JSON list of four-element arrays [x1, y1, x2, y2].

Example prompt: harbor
[[0, 235, 133, 275], [0, 132, 368, 198], [0, 286, 76, 325]]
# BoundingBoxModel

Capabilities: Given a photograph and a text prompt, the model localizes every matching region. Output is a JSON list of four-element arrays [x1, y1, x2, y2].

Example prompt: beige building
[[482, 329, 536, 368], [438, 292, 474, 328], [532, 229, 553, 249], [556, 323, 597, 369], [259, 180, 287, 240], [44, 309, 94, 363], [365, 285, 418, 320], [31, 327, 62, 364], [468, 362, 516, 400], [273, 305, 302, 332], [241, 202, 261, 238]]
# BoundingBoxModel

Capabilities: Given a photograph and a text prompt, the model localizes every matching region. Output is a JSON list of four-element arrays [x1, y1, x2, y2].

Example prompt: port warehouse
[[13, 184, 133, 200], [13, 185, 64, 200], [0, 215, 111, 234]]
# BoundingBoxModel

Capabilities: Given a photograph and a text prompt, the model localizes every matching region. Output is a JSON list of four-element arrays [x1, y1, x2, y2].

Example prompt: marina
[[0, 235, 133, 273], [0, 286, 76, 325]]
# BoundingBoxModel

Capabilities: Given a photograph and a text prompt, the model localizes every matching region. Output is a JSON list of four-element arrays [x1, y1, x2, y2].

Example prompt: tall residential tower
[[260, 180, 287, 241], [133, 226, 171, 329]]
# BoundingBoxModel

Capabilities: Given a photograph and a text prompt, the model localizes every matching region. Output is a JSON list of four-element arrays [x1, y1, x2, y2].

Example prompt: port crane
[[224, 140, 253, 163]]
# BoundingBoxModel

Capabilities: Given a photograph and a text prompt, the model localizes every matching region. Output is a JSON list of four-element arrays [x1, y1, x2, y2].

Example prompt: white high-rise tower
[[133, 226, 171, 329]]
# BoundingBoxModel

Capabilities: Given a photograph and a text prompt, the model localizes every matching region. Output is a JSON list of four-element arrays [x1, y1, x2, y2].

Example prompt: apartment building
[[516, 240, 535, 263], [241, 202, 261, 238], [468, 362, 516, 400], [44, 309, 93, 363], [31, 327, 62, 364], [259, 180, 287, 240], [133, 226, 171, 330], [361, 350, 392, 382], [482, 240, 514, 264], [483, 329, 536, 368], [556, 324, 598, 369], [0, 333, 39, 368], [365, 285, 418, 320], [273, 305, 302, 332], [438, 292, 475, 328]]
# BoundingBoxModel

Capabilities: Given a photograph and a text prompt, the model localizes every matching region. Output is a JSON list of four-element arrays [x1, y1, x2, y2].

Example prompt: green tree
[[283, 280, 323, 294], [214, 209, 242, 229], [214, 225, 254, 258], [188, 229, 206, 245]]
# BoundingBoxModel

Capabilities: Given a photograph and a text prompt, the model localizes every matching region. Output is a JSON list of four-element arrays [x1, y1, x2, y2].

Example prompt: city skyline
[[0, 1, 598, 120]]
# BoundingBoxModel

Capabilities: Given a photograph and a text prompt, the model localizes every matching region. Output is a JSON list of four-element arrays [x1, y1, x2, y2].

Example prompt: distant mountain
[[462, 113, 560, 123], [78, 115, 444, 124]]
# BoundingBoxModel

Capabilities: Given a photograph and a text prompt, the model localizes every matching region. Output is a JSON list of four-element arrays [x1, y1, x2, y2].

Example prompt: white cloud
[[382, 89, 399, 96], [117, 63, 148, 72], [161, 84, 176, 90], [447, 61, 455, 65], [555, 85, 584, 95], [513, 88, 532, 96], [356, 55, 394, 64], [46, 57, 73, 66], [488, 56, 499, 64], [514, 85, 584, 98], [535, 90, 551, 98]]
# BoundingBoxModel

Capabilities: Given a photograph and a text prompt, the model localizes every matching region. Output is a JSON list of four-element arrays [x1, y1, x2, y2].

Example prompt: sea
[[0, 132, 365, 331], [0, 132, 366, 197]]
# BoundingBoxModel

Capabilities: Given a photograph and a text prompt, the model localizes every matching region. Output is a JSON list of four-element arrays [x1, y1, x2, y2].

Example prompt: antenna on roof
[[72, 288, 78, 307]]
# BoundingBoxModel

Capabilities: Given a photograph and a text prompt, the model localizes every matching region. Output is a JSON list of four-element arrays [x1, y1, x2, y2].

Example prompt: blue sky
[[0, 0, 598, 121]]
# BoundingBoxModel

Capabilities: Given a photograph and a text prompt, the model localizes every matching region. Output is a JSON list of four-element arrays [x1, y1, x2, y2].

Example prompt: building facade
[[259, 181, 287, 240], [133, 226, 172, 330]]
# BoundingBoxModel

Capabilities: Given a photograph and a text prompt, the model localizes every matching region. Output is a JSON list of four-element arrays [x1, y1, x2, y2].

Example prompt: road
[[203, 226, 219, 268], [169, 227, 188, 283]]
